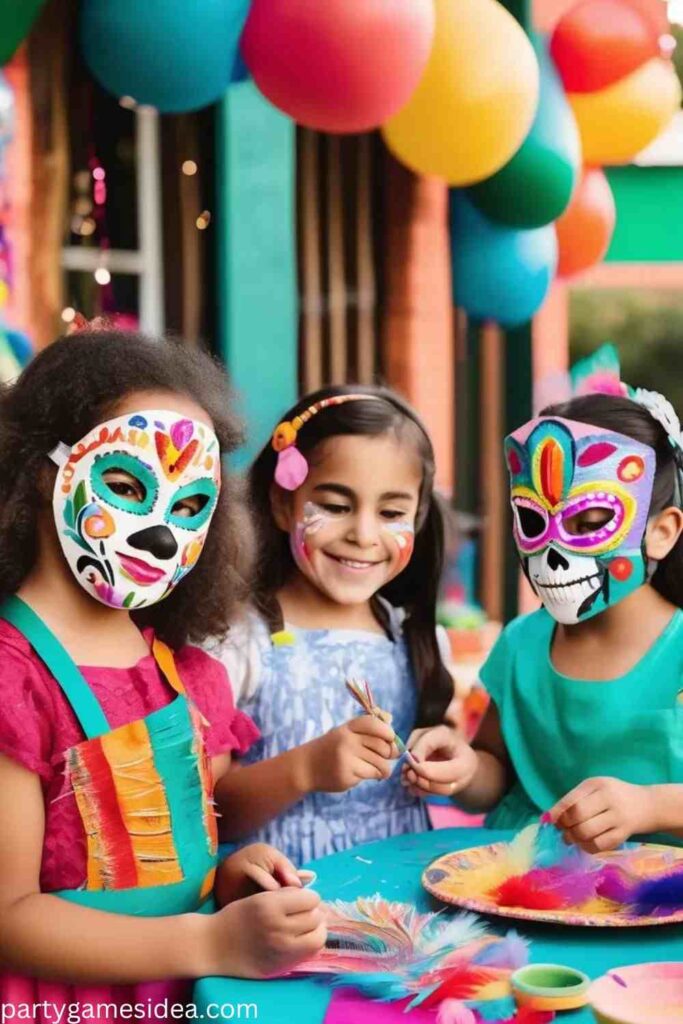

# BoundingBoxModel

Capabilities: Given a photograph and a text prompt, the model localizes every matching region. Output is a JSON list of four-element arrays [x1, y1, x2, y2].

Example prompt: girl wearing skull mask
[[402, 381, 683, 853], [0, 331, 325, 1022]]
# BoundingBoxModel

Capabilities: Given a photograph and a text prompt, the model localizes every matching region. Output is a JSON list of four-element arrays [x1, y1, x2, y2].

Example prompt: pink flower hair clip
[[271, 393, 382, 490]]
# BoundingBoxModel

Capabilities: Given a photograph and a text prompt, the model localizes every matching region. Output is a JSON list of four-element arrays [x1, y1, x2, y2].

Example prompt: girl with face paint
[[0, 331, 326, 1022], [404, 387, 683, 854], [210, 385, 456, 864]]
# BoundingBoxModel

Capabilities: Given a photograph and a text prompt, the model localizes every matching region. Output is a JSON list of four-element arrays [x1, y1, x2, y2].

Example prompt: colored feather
[[417, 966, 501, 1008], [595, 863, 634, 905], [473, 932, 529, 970], [293, 895, 524, 1014], [436, 1001, 477, 1024], [629, 867, 683, 917], [469, 995, 517, 1020]]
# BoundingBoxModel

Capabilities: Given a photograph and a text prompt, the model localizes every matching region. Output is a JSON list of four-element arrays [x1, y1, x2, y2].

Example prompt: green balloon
[[0, 0, 46, 66], [467, 34, 580, 229]]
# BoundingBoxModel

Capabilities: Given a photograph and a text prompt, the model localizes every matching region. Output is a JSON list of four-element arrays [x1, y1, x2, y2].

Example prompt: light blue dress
[[214, 605, 430, 864]]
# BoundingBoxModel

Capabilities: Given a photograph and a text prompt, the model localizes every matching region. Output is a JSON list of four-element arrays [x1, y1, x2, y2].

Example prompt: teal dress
[[480, 607, 683, 845]]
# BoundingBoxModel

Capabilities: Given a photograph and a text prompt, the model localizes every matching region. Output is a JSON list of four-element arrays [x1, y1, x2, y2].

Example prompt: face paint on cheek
[[290, 501, 330, 569], [382, 520, 415, 573]]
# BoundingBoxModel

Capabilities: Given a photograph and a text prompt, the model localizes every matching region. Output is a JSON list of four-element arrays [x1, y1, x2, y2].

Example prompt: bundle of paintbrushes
[[290, 894, 539, 1021], [345, 678, 412, 759], [424, 818, 683, 925]]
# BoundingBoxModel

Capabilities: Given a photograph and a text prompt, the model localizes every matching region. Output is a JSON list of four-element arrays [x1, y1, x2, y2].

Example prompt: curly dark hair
[[0, 330, 252, 647], [249, 384, 453, 727]]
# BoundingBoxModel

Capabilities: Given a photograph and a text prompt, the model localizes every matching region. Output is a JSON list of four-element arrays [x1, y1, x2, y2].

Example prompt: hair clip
[[66, 313, 116, 337], [271, 394, 382, 490]]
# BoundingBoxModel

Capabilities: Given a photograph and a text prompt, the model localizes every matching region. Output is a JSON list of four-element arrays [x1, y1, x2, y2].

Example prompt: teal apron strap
[[0, 596, 110, 739]]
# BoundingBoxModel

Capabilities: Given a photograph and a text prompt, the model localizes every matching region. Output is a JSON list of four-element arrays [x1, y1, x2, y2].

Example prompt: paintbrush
[[345, 677, 417, 762]]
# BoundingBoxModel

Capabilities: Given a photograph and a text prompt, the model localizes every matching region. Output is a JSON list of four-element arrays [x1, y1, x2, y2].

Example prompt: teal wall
[[606, 166, 683, 263], [216, 81, 298, 467]]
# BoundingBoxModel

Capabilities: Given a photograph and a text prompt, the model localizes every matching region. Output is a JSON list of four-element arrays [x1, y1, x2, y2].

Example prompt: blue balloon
[[231, 50, 250, 84], [450, 192, 557, 328], [5, 327, 34, 368], [81, 0, 251, 114]]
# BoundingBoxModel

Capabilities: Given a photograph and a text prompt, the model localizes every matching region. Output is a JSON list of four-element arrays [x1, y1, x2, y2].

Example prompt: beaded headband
[[271, 394, 383, 490]]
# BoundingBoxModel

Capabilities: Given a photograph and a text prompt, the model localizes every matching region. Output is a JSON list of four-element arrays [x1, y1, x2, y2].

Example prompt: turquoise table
[[195, 829, 683, 1022]]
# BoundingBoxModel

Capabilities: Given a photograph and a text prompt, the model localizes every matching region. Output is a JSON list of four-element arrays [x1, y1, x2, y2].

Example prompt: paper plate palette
[[589, 963, 683, 1024], [422, 840, 683, 927]]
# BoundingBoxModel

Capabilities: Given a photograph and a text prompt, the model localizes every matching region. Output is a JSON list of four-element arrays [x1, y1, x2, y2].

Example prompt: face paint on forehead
[[505, 416, 656, 624], [381, 519, 415, 572], [52, 409, 221, 610]]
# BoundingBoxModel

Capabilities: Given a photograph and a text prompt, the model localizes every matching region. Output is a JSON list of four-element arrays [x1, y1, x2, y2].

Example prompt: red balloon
[[550, 0, 667, 93], [556, 168, 616, 278], [241, 0, 435, 134]]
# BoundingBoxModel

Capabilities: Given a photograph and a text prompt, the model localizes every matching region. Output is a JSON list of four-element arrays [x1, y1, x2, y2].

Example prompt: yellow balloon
[[382, 0, 539, 186], [569, 58, 681, 166]]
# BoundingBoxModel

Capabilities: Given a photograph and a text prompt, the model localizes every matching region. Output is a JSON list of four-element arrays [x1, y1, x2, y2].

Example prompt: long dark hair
[[248, 384, 452, 726], [543, 393, 683, 608], [0, 330, 252, 647]]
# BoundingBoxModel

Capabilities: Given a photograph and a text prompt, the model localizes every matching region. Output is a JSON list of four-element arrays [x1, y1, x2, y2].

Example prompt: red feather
[[419, 966, 497, 1009], [516, 1010, 555, 1024], [493, 875, 566, 911]]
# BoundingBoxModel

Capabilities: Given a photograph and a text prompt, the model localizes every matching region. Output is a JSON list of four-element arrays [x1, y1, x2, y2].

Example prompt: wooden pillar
[[216, 81, 298, 465], [382, 152, 454, 493], [27, 0, 71, 347], [479, 322, 506, 622]]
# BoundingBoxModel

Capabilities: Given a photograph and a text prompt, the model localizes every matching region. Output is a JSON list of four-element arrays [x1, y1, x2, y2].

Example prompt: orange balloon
[[556, 168, 616, 278]]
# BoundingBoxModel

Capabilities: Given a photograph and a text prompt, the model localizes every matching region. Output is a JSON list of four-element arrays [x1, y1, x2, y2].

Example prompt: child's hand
[[549, 777, 656, 853], [215, 843, 302, 906], [304, 715, 398, 793], [205, 887, 327, 979], [401, 724, 479, 797]]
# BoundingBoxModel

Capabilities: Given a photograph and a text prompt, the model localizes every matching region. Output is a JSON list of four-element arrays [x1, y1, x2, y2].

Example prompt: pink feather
[[436, 1001, 477, 1024]]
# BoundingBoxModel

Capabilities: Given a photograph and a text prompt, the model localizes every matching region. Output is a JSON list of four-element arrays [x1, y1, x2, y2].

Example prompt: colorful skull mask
[[51, 410, 221, 609], [505, 417, 656, 624]]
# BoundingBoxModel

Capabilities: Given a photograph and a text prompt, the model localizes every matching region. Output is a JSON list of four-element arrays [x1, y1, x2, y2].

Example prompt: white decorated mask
[[51, 409, 221, 609]]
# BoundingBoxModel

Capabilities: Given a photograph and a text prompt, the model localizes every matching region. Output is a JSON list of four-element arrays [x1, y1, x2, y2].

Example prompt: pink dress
[[0, 619, 259, 1022]]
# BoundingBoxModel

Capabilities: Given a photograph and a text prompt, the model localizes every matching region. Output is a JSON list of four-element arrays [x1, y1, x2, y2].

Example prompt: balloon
[[467, 35, 579, 229], [242, 0, 434, 133], [5, 327, 34, 368], [0, 0, 45, 66], [450, 192, 557, 327], [550, 0, 666, 93], [81, 0, 251, 114], [556, 168, 616, 278], [569, 57, 681, 165], [382, 0, 539, 187], [231, 50, 249, 84]]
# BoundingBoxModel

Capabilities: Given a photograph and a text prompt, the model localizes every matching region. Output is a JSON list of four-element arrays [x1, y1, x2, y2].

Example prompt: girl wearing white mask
[[0, 329, 325, 1024]]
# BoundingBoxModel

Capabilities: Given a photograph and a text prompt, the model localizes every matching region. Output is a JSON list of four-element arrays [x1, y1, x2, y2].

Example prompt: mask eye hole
[[563, 507, 615, 537], [171, 493, 210, 519], [166, 478, 218, 529], [102, 469, 146, 504], [514, 501, 548, 539]]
